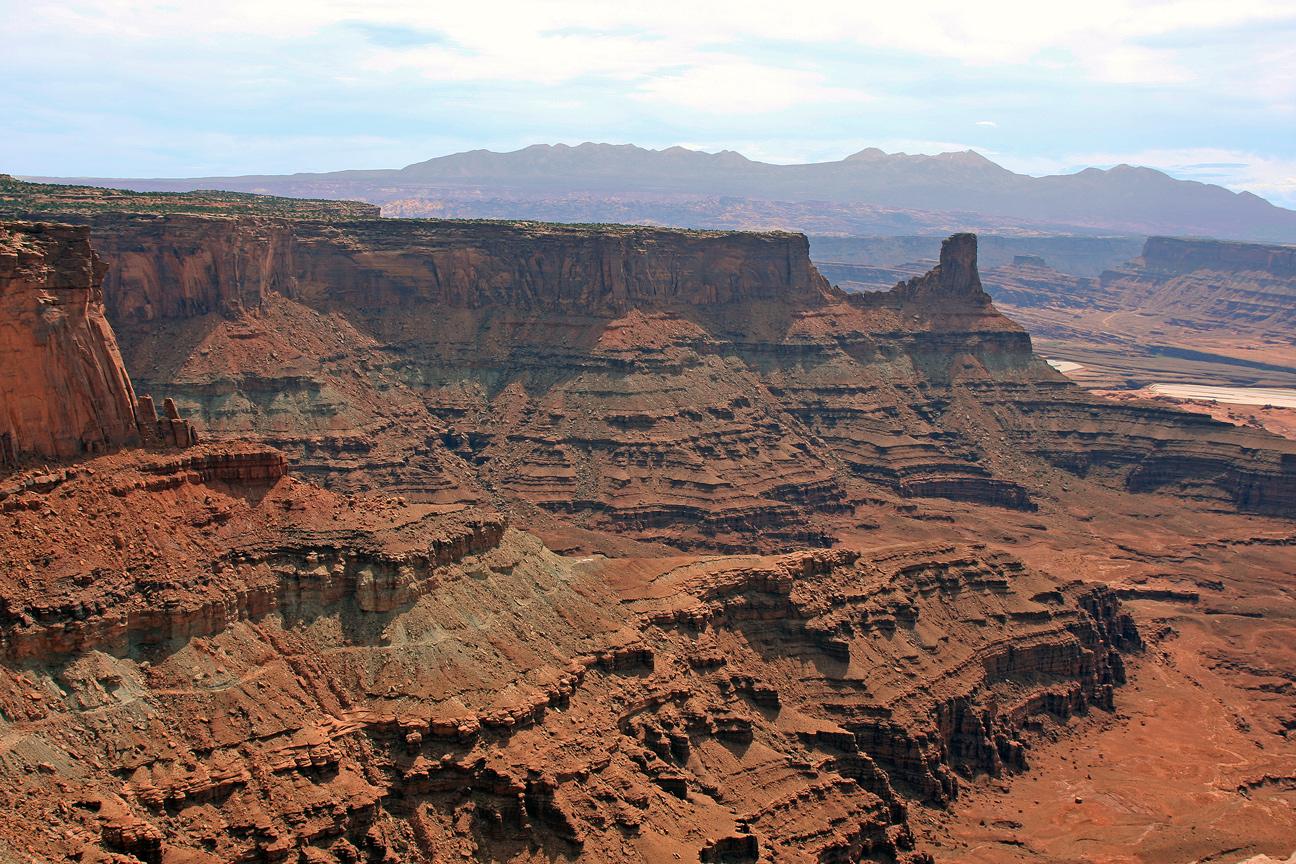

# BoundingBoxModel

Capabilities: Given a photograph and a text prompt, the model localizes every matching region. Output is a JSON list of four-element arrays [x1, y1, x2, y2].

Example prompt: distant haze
[[5, 2, 1294, 208], [28, 143, 1296, 243]]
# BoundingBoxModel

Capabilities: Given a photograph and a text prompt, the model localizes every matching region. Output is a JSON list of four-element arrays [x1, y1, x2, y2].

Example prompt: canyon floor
[[1009, 306, 1296, 391], [813, 468, 1296, 862], [934, 518, 1296, 863]]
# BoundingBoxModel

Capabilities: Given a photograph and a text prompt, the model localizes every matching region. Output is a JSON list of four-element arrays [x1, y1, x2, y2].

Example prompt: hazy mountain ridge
[[26, 142, 1296, 243], [376, 194, 1114, 237]]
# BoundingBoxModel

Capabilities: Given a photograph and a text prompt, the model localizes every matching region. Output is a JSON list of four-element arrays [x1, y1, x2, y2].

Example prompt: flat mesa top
[[0, 175, 808, 238], [0, 175, 379, 220]]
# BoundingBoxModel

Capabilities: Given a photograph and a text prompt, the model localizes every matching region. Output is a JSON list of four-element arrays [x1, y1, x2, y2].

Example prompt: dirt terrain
[[5, 198, 1296, 863]]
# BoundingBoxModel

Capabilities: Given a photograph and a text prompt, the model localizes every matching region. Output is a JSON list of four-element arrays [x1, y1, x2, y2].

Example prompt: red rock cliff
[[1136, 235, 1296, 278], [294, 219, 833, 312], [0, 222, 140, 463], [35, 214, 830, 320], [25, 212, 1296, 545], [92, 214, 298, 322]]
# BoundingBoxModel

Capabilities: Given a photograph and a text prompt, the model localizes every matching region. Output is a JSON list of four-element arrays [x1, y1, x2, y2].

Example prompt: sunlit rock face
[[0, 221, 139, 462], [21, 214, 1287, 549]]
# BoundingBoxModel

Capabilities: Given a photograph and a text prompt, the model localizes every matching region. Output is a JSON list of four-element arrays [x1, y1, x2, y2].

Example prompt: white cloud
[[20, 0, 1296, 90], [1081, 44, 1193, 85], [635, 61, 872, 113], [5, 0, 1296, 182]]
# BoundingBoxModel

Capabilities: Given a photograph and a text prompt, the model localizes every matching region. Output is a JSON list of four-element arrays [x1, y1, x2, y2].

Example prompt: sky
[[3, 0, 1296, 207]]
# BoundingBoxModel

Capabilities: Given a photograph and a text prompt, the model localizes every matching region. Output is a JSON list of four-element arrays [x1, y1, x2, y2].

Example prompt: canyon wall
[[981, 235, 1296, 328], [975, 235, 1296, 389], [0, 219, 1151, 863], [1096, 236, 1296, 328], [22, 214, 1289, 551], [99, 214, 299, 322], [30, 213, 829, 321], [1137, 235, 1296, 279], [0, 440, 1140, 864], [0, 222, 140, 462], [0, 220, 200, 466]]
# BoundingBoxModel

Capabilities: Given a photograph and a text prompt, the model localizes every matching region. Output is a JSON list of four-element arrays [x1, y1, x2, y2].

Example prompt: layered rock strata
[[0, 446, 1139, 863], [1097, 236, 1296, 328], [979, 235, 1296, 390], [982, 236, 1296, 327], [0, 221, 197, 464], [25, 215, 1292, 549], [0, 219, 1149, 863]]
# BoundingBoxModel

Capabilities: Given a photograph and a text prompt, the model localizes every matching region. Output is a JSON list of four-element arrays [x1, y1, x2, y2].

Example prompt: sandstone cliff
[[7, 206, 1296, 863], [41, 213, 829, 320], [0, 221, 199, 466], [0, 222, 140, 462], [24, 213, 1289, 551], [0, 219, 1146, 861]]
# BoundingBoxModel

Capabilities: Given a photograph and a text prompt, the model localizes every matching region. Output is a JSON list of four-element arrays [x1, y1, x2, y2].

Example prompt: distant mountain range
[[25, 143, 1296, 242]]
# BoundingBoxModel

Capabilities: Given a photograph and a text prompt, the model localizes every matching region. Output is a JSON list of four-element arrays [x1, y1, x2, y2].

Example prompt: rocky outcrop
[[0, 443, 1139, 863], [0, 222, 140, 462], [888, 233, 992, 306], [624, 544, 1137, 804], [0, 221, 200, 466]]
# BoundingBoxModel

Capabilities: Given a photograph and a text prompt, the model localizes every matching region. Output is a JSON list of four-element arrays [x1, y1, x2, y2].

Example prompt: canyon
[[5, 201, 1295, 551], [3, 188, 1296, 863], [973, 235, 1296, 392]]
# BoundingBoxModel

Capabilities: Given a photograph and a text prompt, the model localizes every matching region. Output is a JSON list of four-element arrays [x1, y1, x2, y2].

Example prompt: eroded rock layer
[[0, 445, 1137, 864], [976, 235, 1296, 391], [984, 236, 1296, 327], [0, 221, 199, 465], [52, 217, 1296, 552], [0, 222, 140, 462]]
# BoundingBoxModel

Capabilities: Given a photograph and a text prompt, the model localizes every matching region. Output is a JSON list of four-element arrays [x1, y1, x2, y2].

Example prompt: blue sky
[[4, 0, 1296, 206]]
